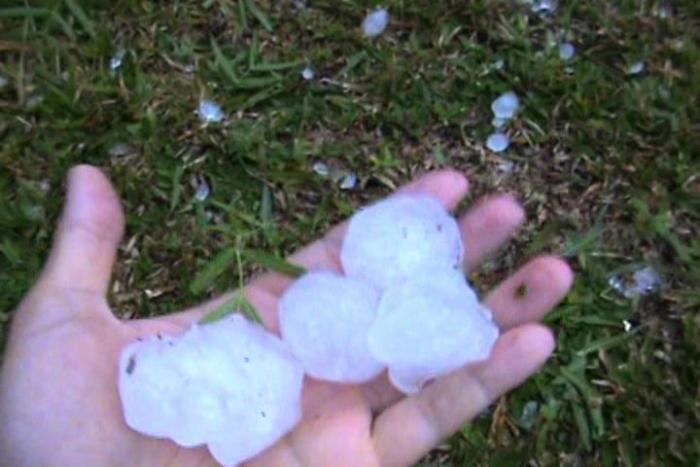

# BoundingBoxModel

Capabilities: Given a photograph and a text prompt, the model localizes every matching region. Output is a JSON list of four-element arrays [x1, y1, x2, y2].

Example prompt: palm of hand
[[0, 167, 572, 467]]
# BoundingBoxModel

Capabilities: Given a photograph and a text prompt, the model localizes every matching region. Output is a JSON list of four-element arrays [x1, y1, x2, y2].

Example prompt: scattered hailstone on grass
[[627, 61, 645, 76], [108, 142, 135, 157], [362, 8, 390, 38], [609, 265, 662, 299], [486, 132, 511, 153], [519, 400, 540, 429], [341, 194, 464, 291], [110, 49, 126, 71], [119, 314, 304, 466], [279, 271, 384, 383], [312, 161, 330, 176], [367, 269, 499, 394], [301, 67, 315, 81], [497, 158, 515, 173], [25, 94, 44, 110], [491, 91, 520, 120], [653, 4, 671, 19], [531, 0, 557, 14], [339, 172, 358, 190], [559, 42, 575, 61], [194, 178, 211, 202], [198, 99, 224, 123]]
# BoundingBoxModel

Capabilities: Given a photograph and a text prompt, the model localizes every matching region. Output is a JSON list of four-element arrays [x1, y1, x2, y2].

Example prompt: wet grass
[[1, 0, 699, 465]]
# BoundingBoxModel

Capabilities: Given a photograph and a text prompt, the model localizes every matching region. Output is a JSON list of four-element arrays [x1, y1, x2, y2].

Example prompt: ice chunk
[[362, 8, 390, 38], [198, 99, 224, 123], [339, 172, 357, 190], [301, 66, 315, 81], [627, 61, 645, 75], [497, 158, 515, 173], [367, 271, 499, 394], [653, 4, 671, 19], [110, 49, 126, 71], [119, 315, 304, 466], [279, 271, 384, 383], [559, 42, 575, 61], [609, 265, 662, 299], [341, 194, 464, 290], [107, 142, 135, 157], [491, 91, 520, 120], [312, 161, 329, 176], [531, 0, 557, 14], [194, 178, 210, 202], [0, 74, 8, 89], [486, 132, 510, 153]]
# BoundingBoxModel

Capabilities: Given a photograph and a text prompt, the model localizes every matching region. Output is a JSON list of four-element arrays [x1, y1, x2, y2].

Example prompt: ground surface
[[1, 1, 698, 465]]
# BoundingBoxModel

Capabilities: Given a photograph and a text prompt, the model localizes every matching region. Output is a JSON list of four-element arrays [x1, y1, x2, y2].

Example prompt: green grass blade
[[251, 60, 304, 72], [244, 0, 273, 32], [64, 0, 96, 39], [211, 39, 240, 84], [0, 7, 75, 39], [241, 249, 306, 277], [189, 246, 238, 295], [198, 291, 263, 325]]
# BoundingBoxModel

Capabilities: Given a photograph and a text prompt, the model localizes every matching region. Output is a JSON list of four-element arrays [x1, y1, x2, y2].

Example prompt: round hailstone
[[301, 66, 315, 81], [340, 194, 464, 291], [367, 270, 499, 394], [491, 91, 520, 120], [279, 271, 384, 383], [627, 61, 645, 76], [486, 132, 511, 153], [198, 99, 224, 123], [559, 42, 575, 61], [119, 314, 304, 466], [362, 8, 390, 38]]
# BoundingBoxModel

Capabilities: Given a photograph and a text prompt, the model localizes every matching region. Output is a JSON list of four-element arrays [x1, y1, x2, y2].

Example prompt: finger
[[157, 170, 469, 329], [372, 324, 555, 467], [38, 165, 125, 296], [485, 255, 574, 330], [459, 195, 525, 272]]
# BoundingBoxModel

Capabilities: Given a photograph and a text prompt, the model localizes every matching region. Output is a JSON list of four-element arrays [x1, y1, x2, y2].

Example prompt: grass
[[1, 0, 699, 465]]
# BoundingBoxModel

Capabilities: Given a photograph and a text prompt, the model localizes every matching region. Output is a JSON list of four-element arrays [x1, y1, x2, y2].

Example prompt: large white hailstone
[[341, 194, 464, 291], [491, 91, 520, 120], [119, 314, 304, 466], [367, 269, 499, 394], [362, 8, 390, 38], [279, 270, 384, 383]]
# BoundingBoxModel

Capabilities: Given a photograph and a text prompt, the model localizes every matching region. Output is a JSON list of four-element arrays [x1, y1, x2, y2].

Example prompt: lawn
[[1, 0, 699, 465]]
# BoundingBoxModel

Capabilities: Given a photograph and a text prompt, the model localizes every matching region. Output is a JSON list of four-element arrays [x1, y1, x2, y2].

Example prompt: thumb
[[38, 165, 125, 296]]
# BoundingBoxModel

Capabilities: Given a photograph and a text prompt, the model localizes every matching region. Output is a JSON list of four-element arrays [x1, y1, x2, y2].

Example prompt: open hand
[[0, 165, 573, 467]]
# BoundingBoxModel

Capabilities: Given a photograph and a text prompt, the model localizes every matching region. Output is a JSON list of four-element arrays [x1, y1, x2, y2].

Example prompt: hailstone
[[340, 194, 464, 291], [118, 314, 304, 466], [367, 269, 499, 394], [491, 91, 520, 120], [279, 270, 384, 383], [362, 8, 390, 38]]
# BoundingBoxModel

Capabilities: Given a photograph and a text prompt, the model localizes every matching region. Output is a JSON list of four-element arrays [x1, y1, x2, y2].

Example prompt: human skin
[[0, 165, 573, 467]]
